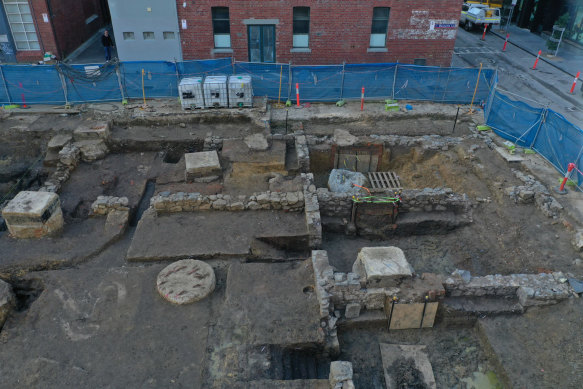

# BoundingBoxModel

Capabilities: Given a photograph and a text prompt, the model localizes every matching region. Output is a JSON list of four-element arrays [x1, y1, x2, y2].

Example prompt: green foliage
[[556, 12, 570, 28]]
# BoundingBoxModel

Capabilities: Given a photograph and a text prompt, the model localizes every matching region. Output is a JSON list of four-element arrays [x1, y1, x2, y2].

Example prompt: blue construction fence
[[485, 87, 583, 188], [0, 57, 497, 105]]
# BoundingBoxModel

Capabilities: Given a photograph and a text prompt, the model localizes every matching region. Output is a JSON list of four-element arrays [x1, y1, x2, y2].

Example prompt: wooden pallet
[[368, 171, 402, 192]]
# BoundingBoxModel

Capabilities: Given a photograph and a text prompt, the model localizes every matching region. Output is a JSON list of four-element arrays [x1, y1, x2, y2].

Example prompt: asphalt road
[[452, 27, 583, 126]]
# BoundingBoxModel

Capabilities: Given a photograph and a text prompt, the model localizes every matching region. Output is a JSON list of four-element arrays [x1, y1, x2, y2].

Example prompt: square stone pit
[[184, 151, 222, 182], [2, 191, 64, 238], [352, 246, 413, 288]]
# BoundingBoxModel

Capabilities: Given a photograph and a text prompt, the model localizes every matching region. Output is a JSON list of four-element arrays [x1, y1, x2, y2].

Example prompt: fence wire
[[0, 57, 579, 188]]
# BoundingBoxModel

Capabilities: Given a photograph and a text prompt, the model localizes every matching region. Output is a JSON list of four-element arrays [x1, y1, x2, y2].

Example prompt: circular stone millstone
[[156, 259, 216, 304]]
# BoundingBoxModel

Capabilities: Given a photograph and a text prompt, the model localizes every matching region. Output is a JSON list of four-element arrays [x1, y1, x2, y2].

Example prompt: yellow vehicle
[[460, 3, 501, 31], [465, 0, 503, 7]]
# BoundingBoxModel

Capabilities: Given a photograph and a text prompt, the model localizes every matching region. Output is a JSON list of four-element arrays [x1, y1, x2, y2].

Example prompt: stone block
[[352, 247, 413, 288], [73, 121, 110, 141], [2, 191, 64, 239], [47, 134, 72, 150], [345, 303, 361, 319], [333, 129, 357, 147], [185, 151, 222, 182], [329, 361, 353, 387], [244, 133, 269, 151], [74, 139, 109, 162], [572, 229, 583, 252]]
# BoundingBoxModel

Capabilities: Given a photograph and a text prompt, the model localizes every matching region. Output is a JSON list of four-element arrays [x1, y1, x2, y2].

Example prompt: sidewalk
[[492, 24, 583, 77], [64, 26, 118, 65]]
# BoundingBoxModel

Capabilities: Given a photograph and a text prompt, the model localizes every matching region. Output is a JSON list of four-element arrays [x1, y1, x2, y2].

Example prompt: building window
[[212, 7, 231, 48], [293, 7, 310, 48], [2, 0, 40, 50], [163, 31, 175, 40], [143, 31, 155, 40], [370, 7, 390, 48], [123, 32, 135, 40]]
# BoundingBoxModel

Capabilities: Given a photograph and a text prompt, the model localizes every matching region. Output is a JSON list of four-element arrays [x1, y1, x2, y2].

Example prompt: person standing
[[102, 30, 114, 61]]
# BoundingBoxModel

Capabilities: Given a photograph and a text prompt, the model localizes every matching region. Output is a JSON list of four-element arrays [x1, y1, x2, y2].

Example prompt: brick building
[[176, 0, 462, 66], [1, 0, 108, 62]]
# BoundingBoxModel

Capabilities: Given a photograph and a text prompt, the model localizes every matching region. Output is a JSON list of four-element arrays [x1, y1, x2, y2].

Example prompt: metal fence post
[[339, 61, 346, 100], [391, 62, 398, 99], [287, 61, 292, 101], [115, 63, 126, 103], [174, 59, 180, 96], [56, 66, 69, 107], [0, 65, 12, 105], [529, 107, 547, 149]]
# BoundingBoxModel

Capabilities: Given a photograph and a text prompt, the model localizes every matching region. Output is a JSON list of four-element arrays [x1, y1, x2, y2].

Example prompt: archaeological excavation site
[[1, 98, 582, 389]]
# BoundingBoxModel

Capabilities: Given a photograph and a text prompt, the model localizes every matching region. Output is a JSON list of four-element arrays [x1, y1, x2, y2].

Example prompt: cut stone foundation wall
[[303, 173, 322, 248], [91, 196, 130, 216], [149, 190, 305, 213], [312, 249, 576, 322], [317, 187, 472, 219]]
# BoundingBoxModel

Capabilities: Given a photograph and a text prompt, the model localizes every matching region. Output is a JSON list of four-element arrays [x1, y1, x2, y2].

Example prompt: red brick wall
[[18, 0, 105, 62], [176, 0, 463, 66]]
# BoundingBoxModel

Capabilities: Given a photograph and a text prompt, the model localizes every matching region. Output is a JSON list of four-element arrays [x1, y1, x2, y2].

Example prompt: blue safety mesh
[[343, 64, 396, 100], [486, 89, 583, 187], [122, 61, 181, 98], [234, 62, 290, 101], [532, 110, 583, 186], [291, 65, 343, 102], [2, 65, 65, 105], [0, 58, 579, 187], [178, 58, 233, 78], [63, 63, 122, 103]]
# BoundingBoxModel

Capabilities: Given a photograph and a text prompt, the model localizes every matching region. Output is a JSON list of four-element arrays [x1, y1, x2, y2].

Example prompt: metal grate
[[368, 172, 402, 192]]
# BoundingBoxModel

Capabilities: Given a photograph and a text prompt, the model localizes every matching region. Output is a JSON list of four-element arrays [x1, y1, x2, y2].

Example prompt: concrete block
[[353, 247, 413, 288], [2, 191, 63, 238], [156, 259, 216, 304], [185, 151, 222, 182], [345, 303, 361, 319], [329, 361, 353, 387]]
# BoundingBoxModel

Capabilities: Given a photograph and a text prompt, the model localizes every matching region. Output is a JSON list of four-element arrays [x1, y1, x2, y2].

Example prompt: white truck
[[460, 4, 501, 31]]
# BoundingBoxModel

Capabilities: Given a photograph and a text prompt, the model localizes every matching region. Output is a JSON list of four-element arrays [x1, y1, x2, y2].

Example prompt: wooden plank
[[339, 153, 357, 171], [387, 302, 438, 330], [356, 153, 371, 173], [370, 155, 379, 172]]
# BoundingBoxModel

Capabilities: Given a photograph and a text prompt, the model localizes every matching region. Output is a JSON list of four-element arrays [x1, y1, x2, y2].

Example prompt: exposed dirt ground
[[339, 323, 496, 389], [321, 139, 581, 276], [1, 102, 582, 388]]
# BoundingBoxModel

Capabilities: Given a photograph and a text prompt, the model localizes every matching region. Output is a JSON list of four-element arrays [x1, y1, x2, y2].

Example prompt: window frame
[[212, 6, 231, 48], [142, 31, 155, 40], [370, 7, 390, 48], [292, 6, 310, 48], [2, 0, 40, 51]]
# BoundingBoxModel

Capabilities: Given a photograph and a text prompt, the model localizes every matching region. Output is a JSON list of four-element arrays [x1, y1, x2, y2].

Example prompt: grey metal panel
[[0, 2, 17, 63], [107, 0, 182, 62]]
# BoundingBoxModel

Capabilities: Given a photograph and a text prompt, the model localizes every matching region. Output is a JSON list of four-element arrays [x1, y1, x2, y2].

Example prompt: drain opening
[[12, 278, 44, 312], [163, 150, 182, 164], [130, 179, 156, 227]]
